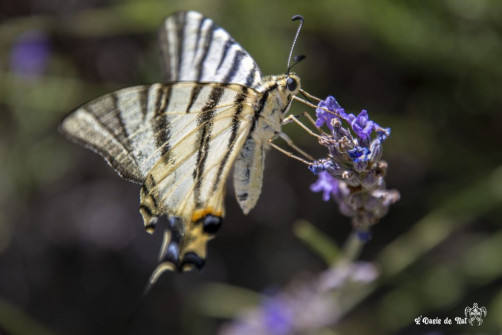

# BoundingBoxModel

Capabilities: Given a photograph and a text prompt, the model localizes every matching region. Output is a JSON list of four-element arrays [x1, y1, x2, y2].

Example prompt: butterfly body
[[60, 11, 301, 274]]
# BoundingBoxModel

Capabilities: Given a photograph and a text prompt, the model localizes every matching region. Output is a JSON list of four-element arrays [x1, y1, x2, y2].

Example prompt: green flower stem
[[293, 219, 340, 265], [339, 231, 364, 264]]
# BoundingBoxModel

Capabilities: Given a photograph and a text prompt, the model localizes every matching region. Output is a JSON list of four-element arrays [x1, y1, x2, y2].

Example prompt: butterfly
[[60, 11, 306, 283]]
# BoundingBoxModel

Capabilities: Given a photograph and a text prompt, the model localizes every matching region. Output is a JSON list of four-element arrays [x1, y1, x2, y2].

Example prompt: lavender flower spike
[[219, 263, 378, 335], [310, 95, 400, 240]]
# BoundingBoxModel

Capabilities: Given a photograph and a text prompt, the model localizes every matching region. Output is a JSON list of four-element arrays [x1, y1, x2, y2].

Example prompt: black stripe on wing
[[175, 11, 188, 80], [192, 85, 226, 208], [59, 86, 155, 183], [194, 19, 215, 82], [153, 86, 172, 157], [158, 11, 263, 88], [210, 85, 249, 194]]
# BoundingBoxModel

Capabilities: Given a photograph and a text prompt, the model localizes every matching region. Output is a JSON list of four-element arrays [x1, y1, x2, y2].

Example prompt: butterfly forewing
[[60, 10, 301, 278], [159, 11, 263, 87]]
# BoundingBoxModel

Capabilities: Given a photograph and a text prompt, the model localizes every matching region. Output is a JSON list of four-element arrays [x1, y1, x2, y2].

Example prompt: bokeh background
[[1, 0, 502, 334]]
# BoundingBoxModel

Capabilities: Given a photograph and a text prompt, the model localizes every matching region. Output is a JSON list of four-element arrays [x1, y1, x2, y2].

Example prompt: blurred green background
[[1, 0, 502, 334]]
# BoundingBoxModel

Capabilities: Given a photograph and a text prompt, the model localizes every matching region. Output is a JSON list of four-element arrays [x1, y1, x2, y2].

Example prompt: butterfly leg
[[268, 114, 317, 165], [268, 137, 312, 165], [282, 112, 327, 139], [278, 132, 314, 161]]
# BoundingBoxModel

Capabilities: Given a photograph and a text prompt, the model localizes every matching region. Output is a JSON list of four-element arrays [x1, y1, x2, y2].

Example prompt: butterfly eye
[[286, 77, 298, 91]]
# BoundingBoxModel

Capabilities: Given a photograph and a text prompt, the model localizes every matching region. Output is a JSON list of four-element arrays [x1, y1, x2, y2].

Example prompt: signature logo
[[464, 303, 487, 326]]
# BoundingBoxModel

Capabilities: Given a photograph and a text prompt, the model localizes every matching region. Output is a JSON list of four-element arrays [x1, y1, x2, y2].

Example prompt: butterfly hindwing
[[61, 81, 259, 270], [138, 84, 255, 226], [140, 85, 256, 272], [60, 85, 167, 183]]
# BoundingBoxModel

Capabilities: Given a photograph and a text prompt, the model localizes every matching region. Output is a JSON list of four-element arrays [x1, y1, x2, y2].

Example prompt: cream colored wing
[[61, 81, 257, 272], [233, 136, 266, 214], [159, 11, 263, 87], [139, 84, 256, 271], [60, 85, 165, 183]]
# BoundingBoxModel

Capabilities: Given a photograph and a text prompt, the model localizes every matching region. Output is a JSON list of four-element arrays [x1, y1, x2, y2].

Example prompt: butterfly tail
[[143, 214, 223, 293]]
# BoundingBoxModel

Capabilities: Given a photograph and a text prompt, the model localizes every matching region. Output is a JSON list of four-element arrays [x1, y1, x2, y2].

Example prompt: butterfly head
[[271, 72, 301, 114], [286, 73, 301, 94]]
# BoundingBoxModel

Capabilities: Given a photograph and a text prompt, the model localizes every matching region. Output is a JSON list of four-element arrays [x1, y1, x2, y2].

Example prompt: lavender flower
[[310, 171, 338, 202], [315, 95, 343, 131], [262, 298, 293, 334], [219, 262, 378, 335], [310, 96, 399, 240]]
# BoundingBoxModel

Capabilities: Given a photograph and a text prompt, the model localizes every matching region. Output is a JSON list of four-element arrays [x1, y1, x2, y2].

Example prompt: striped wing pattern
[[60, 10, 301, 280], [159, 11, 263, 87], [61, 85, 171, 183], [61, 82, 257, 270]]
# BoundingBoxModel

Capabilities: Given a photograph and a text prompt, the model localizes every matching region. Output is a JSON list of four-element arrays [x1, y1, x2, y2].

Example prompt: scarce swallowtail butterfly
[[60, 10, 307, 283]]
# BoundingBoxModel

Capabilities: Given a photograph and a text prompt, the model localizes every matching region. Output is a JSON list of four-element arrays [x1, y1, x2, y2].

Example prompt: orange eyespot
[[191, 208, 222, 224]]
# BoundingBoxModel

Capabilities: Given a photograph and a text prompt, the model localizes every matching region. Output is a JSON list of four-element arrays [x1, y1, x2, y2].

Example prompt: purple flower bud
[[353, 160, 368, 173], [347, 146, 371, 163], [369, 139, 383, 163], [377, 128, 391, 142], [361, 170, 378, 189], [308, 159, 335, 175], [341, 170, 360, 187]]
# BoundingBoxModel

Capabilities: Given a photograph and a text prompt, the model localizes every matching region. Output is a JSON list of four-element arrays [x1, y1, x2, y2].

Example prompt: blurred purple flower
[[262, 298, 293, 334], [310, 171, 339, 202], [219, 263, 378, 335], [319, 261, 378, 290], [10, 30, 51, 78]]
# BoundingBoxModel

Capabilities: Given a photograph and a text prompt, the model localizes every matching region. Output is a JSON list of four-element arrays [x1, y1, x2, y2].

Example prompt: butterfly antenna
[[287, 15, 305, 74]]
